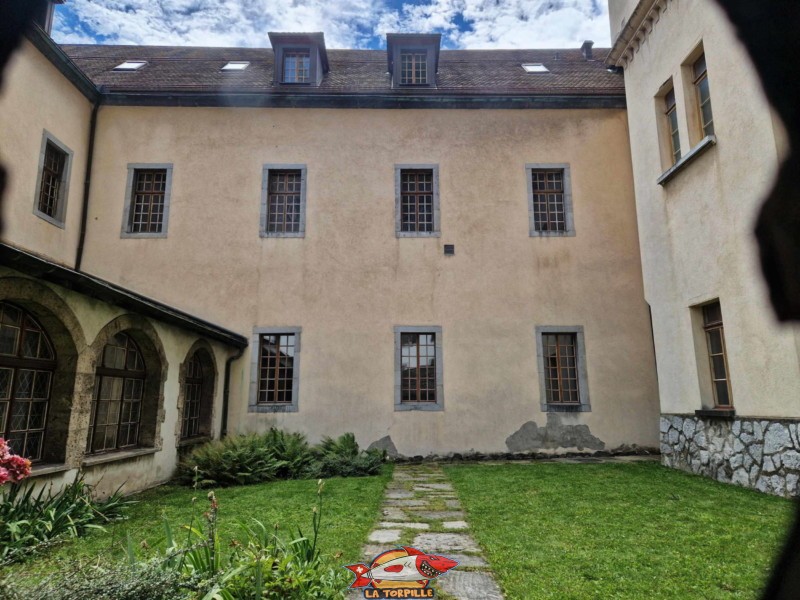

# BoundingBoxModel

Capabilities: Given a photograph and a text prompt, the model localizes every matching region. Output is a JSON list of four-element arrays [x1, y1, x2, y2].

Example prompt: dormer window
[[387, 34, 441, 88], [268, 32, 329, 87], [283, 49, 311, 83]]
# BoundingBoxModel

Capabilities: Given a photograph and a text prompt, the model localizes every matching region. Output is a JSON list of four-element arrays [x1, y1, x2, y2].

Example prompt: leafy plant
[[176, 435, 286, 488], [316, 432, 360, 459], [261, 429, 314, 479], [306, 433, 385, 478], [0, 475, 133, 564]]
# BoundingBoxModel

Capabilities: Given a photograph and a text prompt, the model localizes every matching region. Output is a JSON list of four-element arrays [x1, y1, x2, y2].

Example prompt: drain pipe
[[221, 346, 245, 439], [75, 98, 99, 271]]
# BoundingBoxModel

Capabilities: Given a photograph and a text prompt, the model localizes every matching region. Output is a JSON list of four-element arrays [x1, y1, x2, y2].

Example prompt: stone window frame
[[526, 163, 575, 237], [248, 326, 301, 413], [394, 164, 441, 238], [394, 325, 444, 412], [32, 130, 74, 228], [260, 164, 307, 238], [120, 163, 174, 239], [535, 325, 591, 413]]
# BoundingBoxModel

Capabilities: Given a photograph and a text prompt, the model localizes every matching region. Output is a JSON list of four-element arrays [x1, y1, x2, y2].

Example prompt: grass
[[2, 465, 393, 585], [444, 461, 794, 600]]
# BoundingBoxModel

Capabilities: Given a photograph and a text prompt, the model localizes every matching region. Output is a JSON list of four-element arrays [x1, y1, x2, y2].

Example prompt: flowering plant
[[0, 438, 31, 486]]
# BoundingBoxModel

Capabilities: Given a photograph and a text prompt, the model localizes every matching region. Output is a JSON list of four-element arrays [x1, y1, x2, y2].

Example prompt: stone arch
[[175, 339, 218, 445], [87, 314, 168, 452], [0, 276, 87, 465]]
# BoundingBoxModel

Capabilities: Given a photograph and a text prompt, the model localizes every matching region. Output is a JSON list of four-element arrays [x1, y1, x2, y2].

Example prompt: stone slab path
[[351, 464, 504, 600]]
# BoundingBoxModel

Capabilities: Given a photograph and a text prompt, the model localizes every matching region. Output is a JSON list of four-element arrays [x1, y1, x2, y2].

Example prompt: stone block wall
[[660, 414, 800, 497]]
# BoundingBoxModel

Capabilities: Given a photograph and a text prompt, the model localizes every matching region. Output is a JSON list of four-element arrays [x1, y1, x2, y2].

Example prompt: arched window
[[181, 352, 204, 439], [0, 302, 56, 461], [88, 332, 145, 454]]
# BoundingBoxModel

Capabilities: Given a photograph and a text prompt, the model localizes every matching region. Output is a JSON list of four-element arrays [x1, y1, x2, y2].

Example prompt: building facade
[[608, 0, 800, 496], [0, 6, 662, 494]]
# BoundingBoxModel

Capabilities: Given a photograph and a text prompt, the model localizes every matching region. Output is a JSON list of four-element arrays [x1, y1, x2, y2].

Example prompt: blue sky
[[52, 0, 611, 49]]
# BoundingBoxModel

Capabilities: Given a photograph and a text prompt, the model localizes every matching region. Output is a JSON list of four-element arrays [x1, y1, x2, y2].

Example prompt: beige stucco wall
[[72, 104, 660, 455], [0, 39, 93, 266], [608, 0, 642, 41], [0, 267, 231, 496], [615, 0, 800, 418]]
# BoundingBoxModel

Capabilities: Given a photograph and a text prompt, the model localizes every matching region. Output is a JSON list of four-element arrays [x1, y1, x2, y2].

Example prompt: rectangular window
[[535, 325, 590, 412], [526, 164, 574, 237], [122, 163, 173, 238], [400, 169, 434, 233], [665, 88, 681, 164], [693, 54, 714, 137], [702, 301, 732, 407], [394, 326, 443, 411], [38, 143, 66, 219], [400, 51, 427, 84], [260, 165, 307, 238], [283, 50, 310, 83], [257, 333, 296, 405]]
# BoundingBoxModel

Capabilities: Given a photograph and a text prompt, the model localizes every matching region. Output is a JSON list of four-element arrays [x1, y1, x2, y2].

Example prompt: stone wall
[[660, 414, 800, 497]]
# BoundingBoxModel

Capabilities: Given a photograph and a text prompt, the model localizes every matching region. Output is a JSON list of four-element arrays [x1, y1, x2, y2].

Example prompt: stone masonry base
[[660, 413, 800, 497]]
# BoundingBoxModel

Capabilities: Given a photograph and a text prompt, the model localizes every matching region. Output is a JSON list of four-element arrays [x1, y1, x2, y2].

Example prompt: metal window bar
[[257, 334, 296, 404], [400, 170, 434, 233], [267, 170, 303, 233], [531, 170, 566, 232], [400, 333, 437, 403], [693, 55, 715, 137], [130, 169, 167, 233], [542, 333, 580, 404], [181, 353, 204, 439], [38, 142, 66, 218], [400, 52, 427, 84], [0, 302, 56, 462], [283, 50, 311, 83], [702, 302, 732, 407]]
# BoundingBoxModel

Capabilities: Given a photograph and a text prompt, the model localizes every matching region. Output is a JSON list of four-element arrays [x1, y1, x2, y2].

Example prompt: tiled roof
[[60, 45, 623, 97]]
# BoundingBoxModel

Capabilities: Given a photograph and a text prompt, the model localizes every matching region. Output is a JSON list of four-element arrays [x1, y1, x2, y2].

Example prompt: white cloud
[[53, 0, 611, 49]]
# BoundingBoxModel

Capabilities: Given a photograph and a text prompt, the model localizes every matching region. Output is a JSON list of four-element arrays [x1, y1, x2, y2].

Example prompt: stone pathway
[[353, 464, 504, 600]]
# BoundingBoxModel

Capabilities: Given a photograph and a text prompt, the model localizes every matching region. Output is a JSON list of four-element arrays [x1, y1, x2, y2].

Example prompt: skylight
[[522, 63, 549, 73], [114, 61, 147, 71], [222, 61, 250, 71]]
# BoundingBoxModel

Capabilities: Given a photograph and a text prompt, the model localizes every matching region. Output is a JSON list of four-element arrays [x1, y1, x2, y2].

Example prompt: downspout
[[221, 346, 245, 438], [75, 97, 99, 271]]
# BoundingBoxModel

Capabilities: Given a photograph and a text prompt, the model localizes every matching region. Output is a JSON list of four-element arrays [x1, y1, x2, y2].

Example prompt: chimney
[[581, 40, 594, 60]]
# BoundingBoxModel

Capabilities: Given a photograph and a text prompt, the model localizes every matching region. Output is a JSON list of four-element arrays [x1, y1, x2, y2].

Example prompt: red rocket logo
[[344, 546, 458, 592]]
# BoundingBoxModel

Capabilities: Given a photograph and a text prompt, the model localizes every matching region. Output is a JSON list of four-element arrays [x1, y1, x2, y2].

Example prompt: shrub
[[176, 434, 286, 487], [0, 476, 133, 565], [261, 428, 314, 479], [306, 433, 385, 478]]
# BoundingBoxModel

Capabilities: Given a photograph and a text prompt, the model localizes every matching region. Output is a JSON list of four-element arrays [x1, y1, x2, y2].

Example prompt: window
[[400, 51, 427, 84], [526, 164, 574, 237], [0, 303, 55, 461], [122, 164, 173, 238], [222, 61, 250, 71], [535, 326, 590, 412], [283, 49, 311, 83], [113, 61, 147, 71], [665, 87, 681, 164], [395, 165, 440, 237], [33, 131, 73, 227], [693, 54, 714, 137], [88, 333, 145, 454], [249, 327, 301, 413], [181, 352, 204, 439], [394, 326, 443, 411], [702, 301, 732, 407], [260, 165, 307, 238], [522, 63, 549, 73]]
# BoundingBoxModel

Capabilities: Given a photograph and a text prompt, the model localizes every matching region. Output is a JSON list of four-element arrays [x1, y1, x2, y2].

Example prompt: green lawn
[[445, 461, 794, 600], [2, 466, 392, 585]]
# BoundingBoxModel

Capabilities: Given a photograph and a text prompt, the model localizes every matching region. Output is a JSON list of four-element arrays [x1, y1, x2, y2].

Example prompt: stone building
[[0, 2, 663, 494], [608, 0, 800, 496]]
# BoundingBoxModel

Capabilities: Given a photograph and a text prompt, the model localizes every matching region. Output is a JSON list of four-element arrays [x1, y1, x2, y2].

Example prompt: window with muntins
[[693, 54, 714, 137], [267, 170, 303, 234], [283, 49, 311, 83], [400, 332, 437, 403], [542, 333, 580, 405], [400, 169, 434, 233], [130, 169, 167, 233], [257, 333, 296, 404], [530, 169, 566, 232], [703, 301, 732, 407], [38, 142, 66, 219], [665, 88, 681, 164], [0, 303, 55, 462], [181, 352, 204, 439], [400, 51, 427, 84], [88, 333, 145, 454]]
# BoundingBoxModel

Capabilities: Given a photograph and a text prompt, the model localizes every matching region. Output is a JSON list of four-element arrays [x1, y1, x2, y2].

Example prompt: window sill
[[120, 231, 168, 239], [395, 402, 443, 412], [82, 447, 158, 468], [695, 408, 736, 420], [33, 209, 66, 229], [657, 135, 717, 186], [248, 403, 298, 413], [396, 231, 441, 238], [29, 463, 72, 478], [542, 403, 591, 413], [529, 230, 576, 238], [178, 435, 212, 448], [260, 231, 305, 239]]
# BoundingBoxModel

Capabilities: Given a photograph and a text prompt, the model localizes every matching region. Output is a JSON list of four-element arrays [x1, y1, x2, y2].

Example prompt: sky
[[52, 0, 612, 50]]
